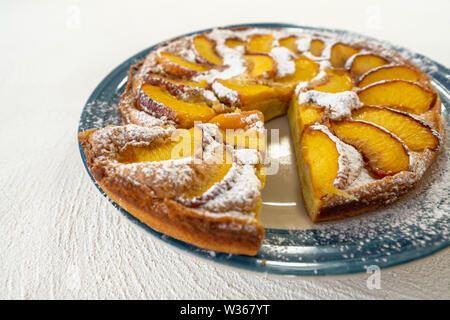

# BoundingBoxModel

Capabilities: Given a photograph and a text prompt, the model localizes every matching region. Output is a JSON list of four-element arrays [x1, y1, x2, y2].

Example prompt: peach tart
[[80, 27, 443, 255]]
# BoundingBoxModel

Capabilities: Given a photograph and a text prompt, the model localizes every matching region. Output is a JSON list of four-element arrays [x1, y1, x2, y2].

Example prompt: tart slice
[[79, 123, 265, 256]]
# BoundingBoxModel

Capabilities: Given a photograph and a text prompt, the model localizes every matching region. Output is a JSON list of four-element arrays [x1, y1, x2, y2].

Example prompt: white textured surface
[[0, 0, 449, 300]]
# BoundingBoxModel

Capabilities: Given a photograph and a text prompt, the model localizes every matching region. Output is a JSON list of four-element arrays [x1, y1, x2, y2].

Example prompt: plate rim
[[78, 22, 450, 276]]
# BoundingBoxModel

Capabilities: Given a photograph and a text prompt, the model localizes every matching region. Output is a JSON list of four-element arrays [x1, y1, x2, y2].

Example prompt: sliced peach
[[246, 34, 274, 53], [193, 34, 223, 65], [352, 106, 439, 151], [209, 110, 264, 130], [358, 65, 422, 88], [277, 56, 319, 83], [157, 51, 211, 77], [243, 53, 276, 78], [118, 127, 203, 163], [212, 109, 266, 151], [348, 54, 389, 79], [215, 79, 291, 107], [313, 69, 354, 93], [213, 80, 291, 120], [182, 153, 233, 199], [279, 36, 298, 53], [297, 104, 324, 134], [138, 84, 216, 128], [310, 39, 325, 57], [358, 80, 436, 114], [331, 120, 410, 177], [301, 128, 340, 199], [225, 38, 244, 48], [147, 73, 208, 93], [330, 43, 360, 68]]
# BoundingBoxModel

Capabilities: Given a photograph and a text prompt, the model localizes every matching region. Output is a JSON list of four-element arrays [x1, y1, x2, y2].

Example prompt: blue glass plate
[[78, 23, 450, 276]]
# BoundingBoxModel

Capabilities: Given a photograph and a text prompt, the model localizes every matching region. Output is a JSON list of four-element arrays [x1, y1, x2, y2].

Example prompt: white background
[[0, 0, 449, 299]]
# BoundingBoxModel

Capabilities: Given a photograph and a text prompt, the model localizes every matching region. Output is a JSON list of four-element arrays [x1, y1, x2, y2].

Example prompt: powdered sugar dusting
[[269, 47, 295, 78], [298, 90, 363, 119]]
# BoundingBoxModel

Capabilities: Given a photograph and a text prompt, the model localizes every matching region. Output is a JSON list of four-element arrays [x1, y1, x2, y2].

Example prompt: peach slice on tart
[[157, 51, 212, 77], [352, 106, 440, 152], [243, 53, 277, 79], [357, 80, 436, 114], [279, 36, 299, 54], [277, 55, 319, 85], [310, 39, 325, 57], [225, 38, 245, 49], [146, 73, 208, 93], [138, 83, 216, 128], [357, 65, 422, 88], [347, 53, 389, 79], [208, 110, 264, 131], [209, 111, 266, 151], [193, 34, 223, 66], [288, 99, 325, 138], [212, 79, 292, 121], [300, 127, 342, 200], [313, 69, 354, 93], [246, 34, 274, 54], [331, 120, 410, 177], [179, 150, 234, 203], [330, 43, 360, 69], [117, 127, 204, 164]]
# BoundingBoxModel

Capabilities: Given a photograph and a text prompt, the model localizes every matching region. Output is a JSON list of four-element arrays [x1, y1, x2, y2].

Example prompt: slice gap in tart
[[358, 65, 422, 88], [331, 120, 410, 177], [157, 51, 212, 77], [357, 80, 436, 114], [139, 83, 216, 127], [352, 106, 440, 151], [193, 34, 223, 66]]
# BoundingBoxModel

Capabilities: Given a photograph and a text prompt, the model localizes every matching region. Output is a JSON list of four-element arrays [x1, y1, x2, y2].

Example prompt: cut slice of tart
[[79, 123, 265, 256]]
